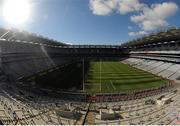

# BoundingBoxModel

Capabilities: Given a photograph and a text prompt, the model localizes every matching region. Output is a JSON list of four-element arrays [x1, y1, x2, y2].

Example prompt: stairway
[[85, 111, 95, 125], [83, 103, 95, 125]]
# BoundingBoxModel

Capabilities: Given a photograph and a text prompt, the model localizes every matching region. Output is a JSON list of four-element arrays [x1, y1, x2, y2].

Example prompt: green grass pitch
[[84, 61, 167, 93]]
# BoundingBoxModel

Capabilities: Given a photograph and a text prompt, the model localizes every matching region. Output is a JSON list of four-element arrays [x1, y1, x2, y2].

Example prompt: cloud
[[116, 0, 145, 14], [128, 26, 133, 30], [89, 0, 117, 16], [131, 2, 178, 31], [128, 31, 147, 36], [89, 0, 179, 36], [89, 0, 145, 15]]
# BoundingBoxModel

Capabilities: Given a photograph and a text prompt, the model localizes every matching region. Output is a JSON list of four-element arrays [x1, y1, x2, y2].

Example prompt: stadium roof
[[121, 28, 180, 47], [0, 27, 67, 46]]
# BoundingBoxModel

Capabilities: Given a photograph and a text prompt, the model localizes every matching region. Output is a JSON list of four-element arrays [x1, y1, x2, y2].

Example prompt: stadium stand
[[0, 27, 180, 124]]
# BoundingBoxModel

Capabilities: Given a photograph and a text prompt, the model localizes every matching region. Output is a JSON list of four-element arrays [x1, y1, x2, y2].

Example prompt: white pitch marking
[[110, 80, 116, 90]]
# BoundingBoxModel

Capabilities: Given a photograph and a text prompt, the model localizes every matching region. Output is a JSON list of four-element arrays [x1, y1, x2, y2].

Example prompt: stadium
[[0, 27, 180, 125], [0, 0, 180, 125]]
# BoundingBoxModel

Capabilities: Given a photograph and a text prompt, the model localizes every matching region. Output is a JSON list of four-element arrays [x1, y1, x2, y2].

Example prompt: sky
[[0, 0, 179, 45]]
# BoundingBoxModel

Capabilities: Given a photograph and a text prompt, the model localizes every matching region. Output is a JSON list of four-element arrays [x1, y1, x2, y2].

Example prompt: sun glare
[[2, 0, 31, 26]]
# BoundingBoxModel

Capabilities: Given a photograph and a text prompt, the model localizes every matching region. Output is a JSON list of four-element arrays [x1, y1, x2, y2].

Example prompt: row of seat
[[93, 89, 180, 125], [123, 58, 180, 82], [0, 87, 89, 125]]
